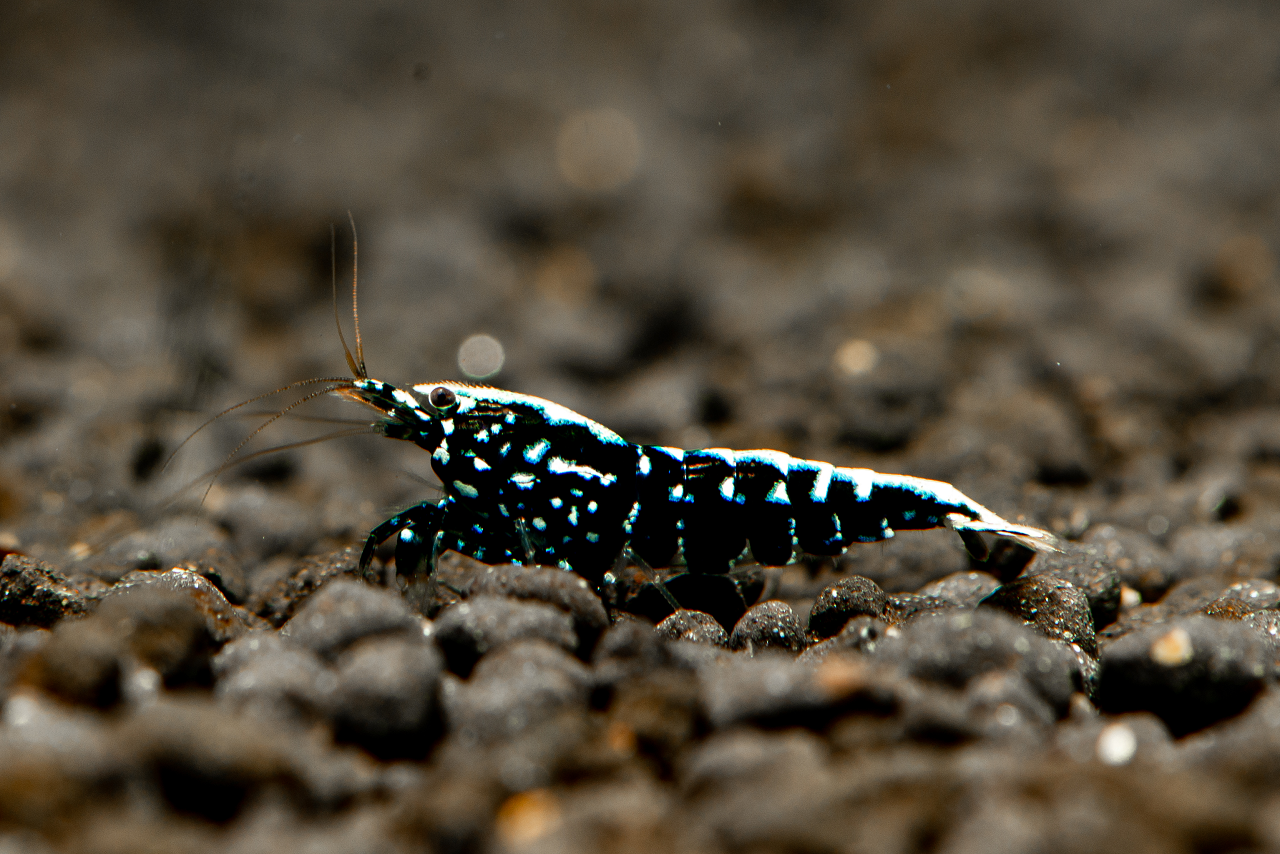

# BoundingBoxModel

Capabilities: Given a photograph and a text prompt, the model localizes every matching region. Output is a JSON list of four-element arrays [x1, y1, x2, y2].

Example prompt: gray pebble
[[980, 572, 1097, 655], [884, 593, 955, 626], [215, 642, 336, 723], [656, 610, 728, 646], [433, 595, 578, 676], [1022, 542, 1122, 629], [730, 601, 805, 653], [1082, 525, 1173, 602], [1097, 615, 1273, 736], [281, 580, 421, 660], [917, 571, 1000, 607], [872, 609, 1080, 714], [460, 561, 610, 651], [798, 616, 892, 664], [442, 640, 591, 743], [330, 635, 445, 759], [807, 576, 888, 640]]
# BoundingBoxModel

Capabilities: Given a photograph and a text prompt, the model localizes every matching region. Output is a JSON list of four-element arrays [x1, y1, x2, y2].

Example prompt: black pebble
[[883, 593, 954, 626], [461, 562, 609, 653], [807, 576, 888, 640], [280, 580, 422, 661], [1097, 615, 1273, 736], [329, 635, 445, 759], [0, 554, 87, 628], [1022, 542, 1122, 629], [730, 601, 805, 653], [214, 635, 335, 723], [656, 610, 728, 646], [917, 571, 1000, 607], [433, 595, 578, 677], [980, 572, 1097, 656], [441, 640, 591, 743], [872, 609, 1080, 714], [798, 616, 891, 663]]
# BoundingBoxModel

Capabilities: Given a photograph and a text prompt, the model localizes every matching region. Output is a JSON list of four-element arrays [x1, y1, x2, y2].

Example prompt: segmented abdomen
[[629, 446, 964, 575]]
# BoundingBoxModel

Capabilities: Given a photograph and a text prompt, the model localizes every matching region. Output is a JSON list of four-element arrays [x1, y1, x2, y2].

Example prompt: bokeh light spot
[[458, 334, 505, 379]]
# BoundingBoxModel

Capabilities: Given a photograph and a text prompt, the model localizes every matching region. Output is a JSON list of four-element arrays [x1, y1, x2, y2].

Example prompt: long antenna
[[348, 211, 367, 379], [161, 377, 354, 476], [332, 223, 363, 379]]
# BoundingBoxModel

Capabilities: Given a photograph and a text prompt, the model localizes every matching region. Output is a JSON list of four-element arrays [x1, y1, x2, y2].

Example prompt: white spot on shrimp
[[454, 481, 479, 498], [511, 472, 536, 489], [638, 453, 651, 475], [670, 484, 684, 501], [719, 477, 734, 500], [766, 481, 789, 504], [587, 501, 598, 513], [524, 440, 550, 464], [442, 421, 454, 435], [499, 504, 510, 516], [473, 457, 491, 472], [434, 442, 451, 465], [810, 464, 834, 502], [392, 388, 418, 409], [500, 443, 511, 456], [568, 506, 579, 527], [399, 529, 414, 542], [550, 497, 563, 508], [532, 517, 547, 531], [547, 456, 616, 485], [586, 532, 599, 543]]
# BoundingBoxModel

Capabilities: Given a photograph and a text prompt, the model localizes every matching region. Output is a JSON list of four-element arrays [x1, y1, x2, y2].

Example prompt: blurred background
[[2, 0, 1279, 580]]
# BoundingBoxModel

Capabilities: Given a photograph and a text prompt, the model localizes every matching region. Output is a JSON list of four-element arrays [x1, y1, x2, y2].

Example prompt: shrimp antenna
[[332, 219, 366, 380], [200, 383, 354, 503], [160, 425, 378, 510], [346, 212, 367, 379], [161, 377, 356, 476]]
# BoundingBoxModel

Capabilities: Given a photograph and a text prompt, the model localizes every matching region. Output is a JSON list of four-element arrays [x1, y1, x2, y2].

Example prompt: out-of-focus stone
[[699, 653, 897, 729], [214, 633, 335, 723], [15, 618, 123, 709], [1083, 525, 1174, 602], [94, 587, 217, 688], [1097, 615, 1273, 736], [280, 579, 421, 660], [441, 640, 591, 743], [329, 634, 444, 759], [433, 596, 577, 677], [872, 609, 1080, 714], [103, 517, 231, 571]]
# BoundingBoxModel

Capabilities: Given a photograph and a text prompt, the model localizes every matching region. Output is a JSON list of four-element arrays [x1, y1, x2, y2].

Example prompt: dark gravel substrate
[[5, 1, 1280, 851]]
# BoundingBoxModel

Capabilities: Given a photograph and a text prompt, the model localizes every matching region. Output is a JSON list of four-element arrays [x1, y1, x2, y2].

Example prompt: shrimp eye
[[428, 386, 456, 410]]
